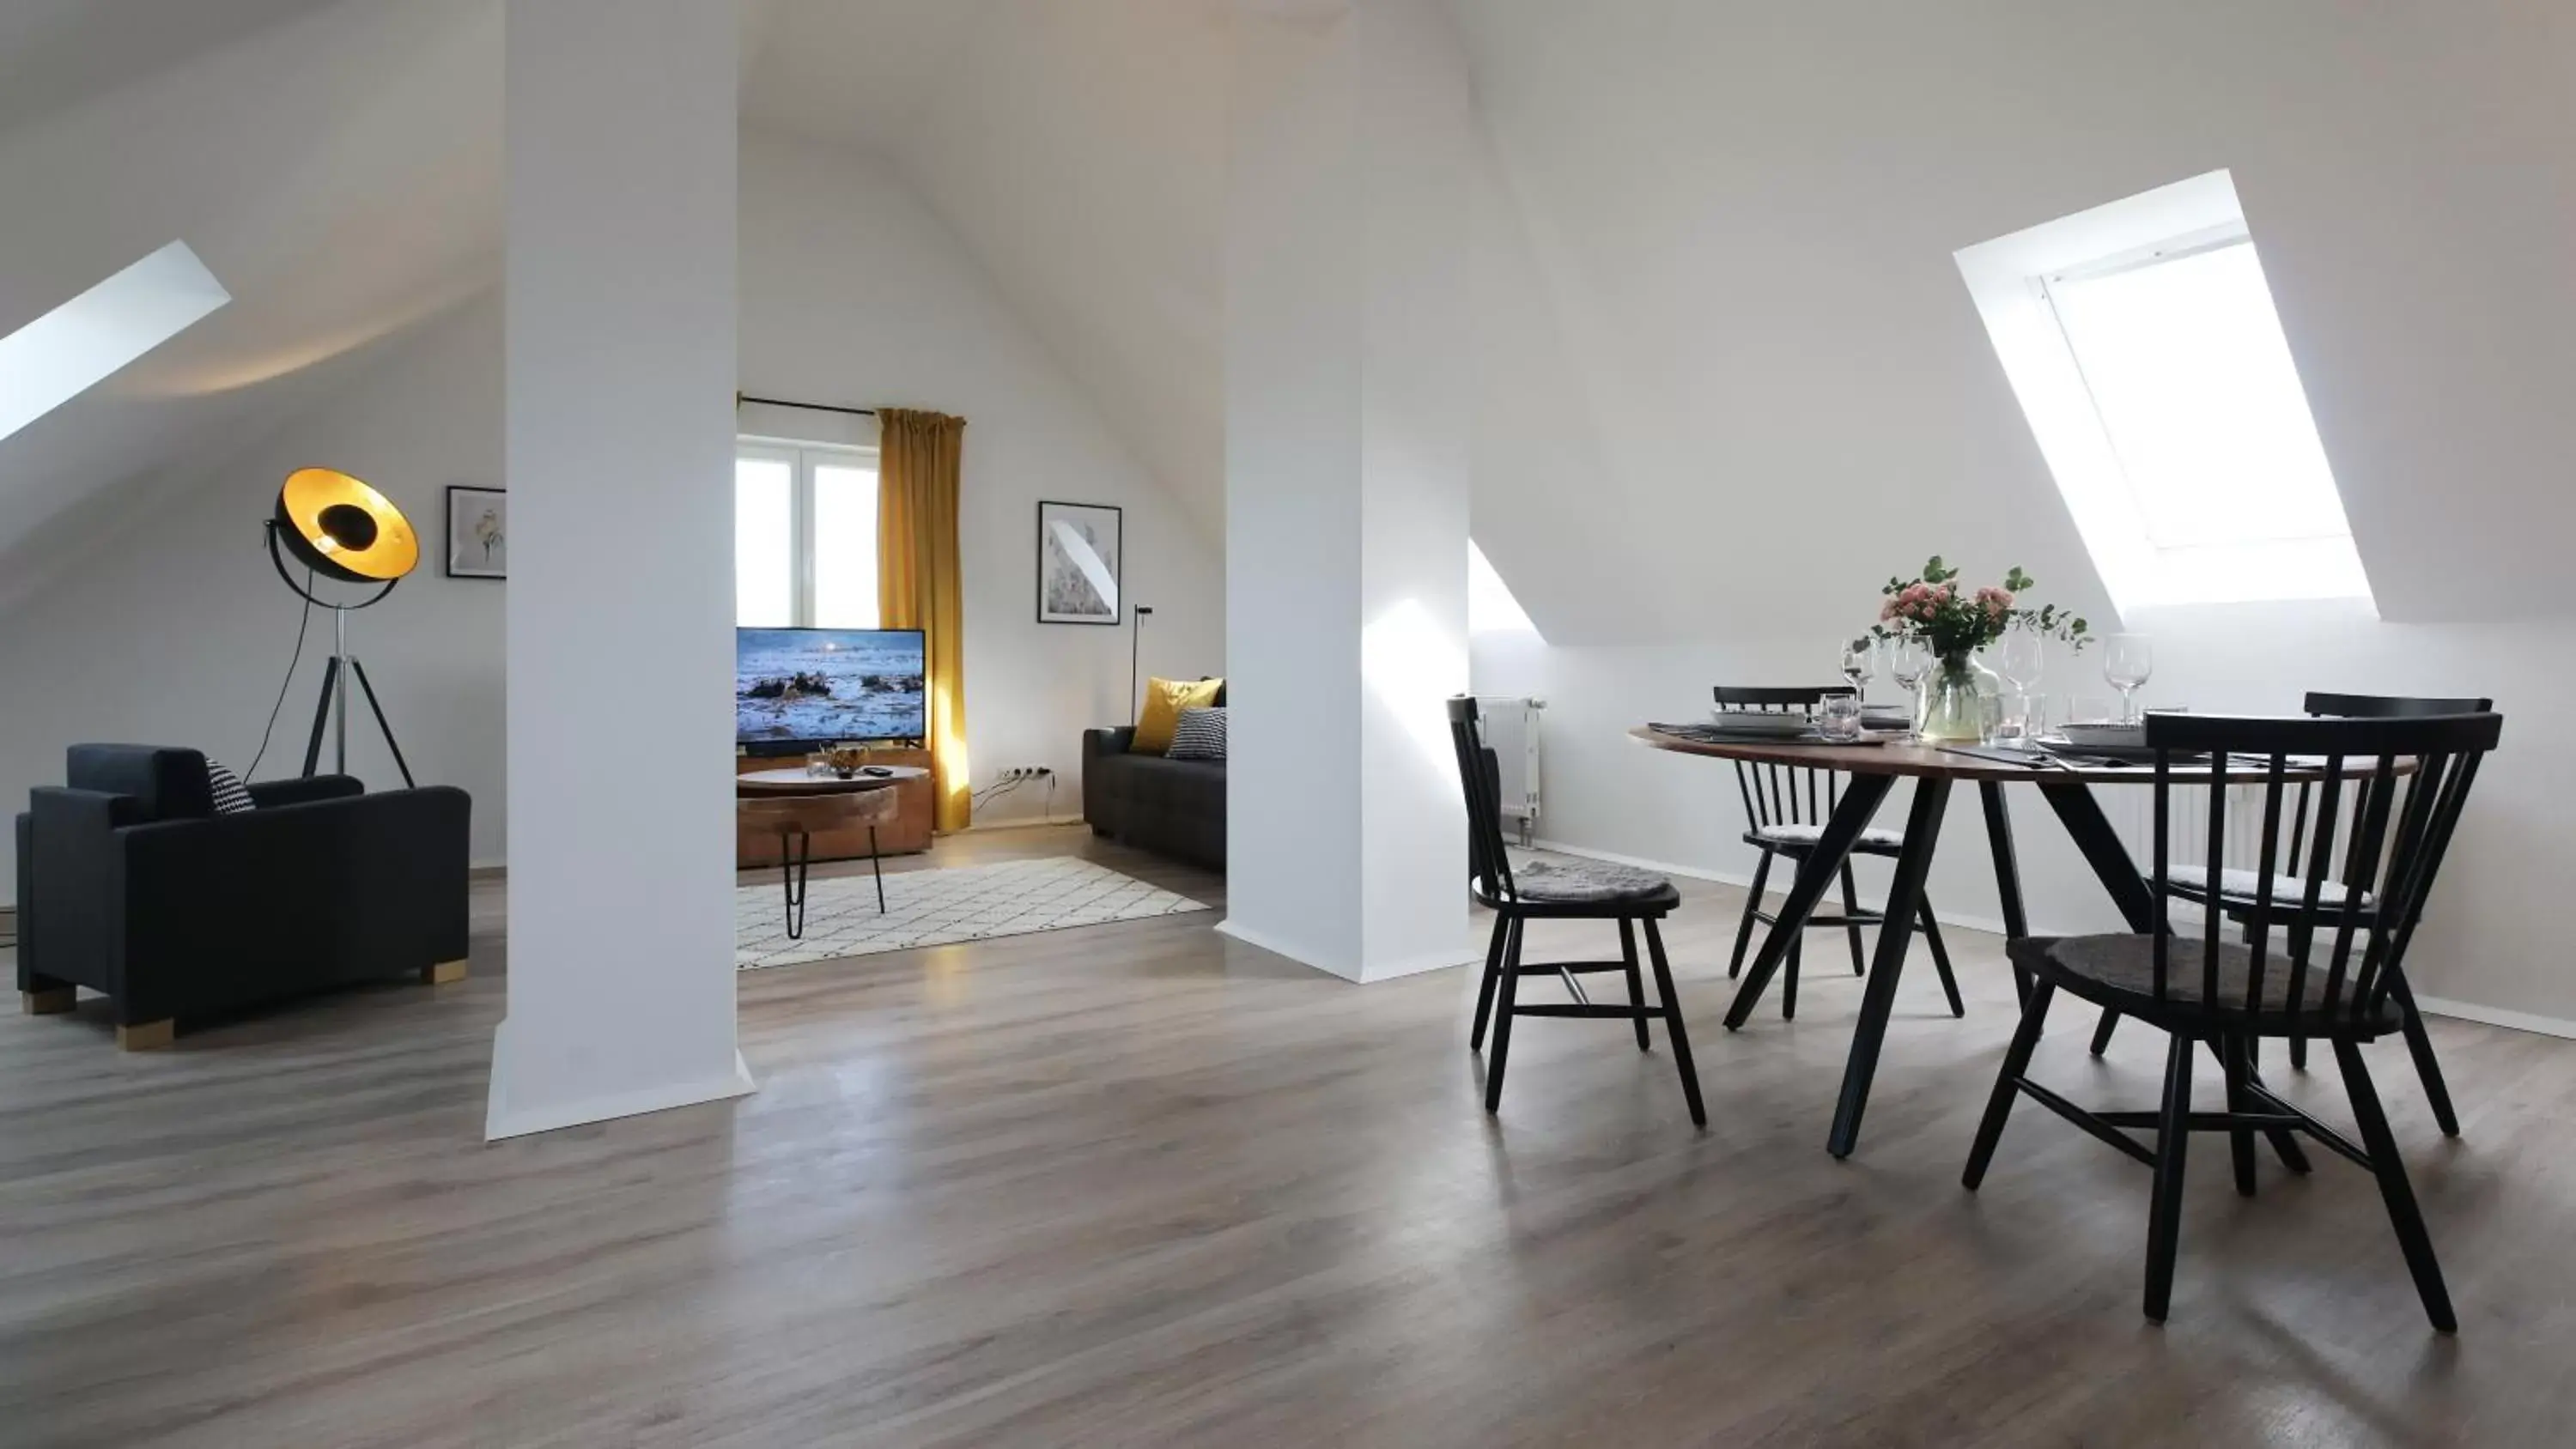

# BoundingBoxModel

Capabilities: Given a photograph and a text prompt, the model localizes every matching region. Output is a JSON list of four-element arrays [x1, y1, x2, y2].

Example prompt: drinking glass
[[1817, 691, 1865, 743], [1840, 640, 1878, 703], [2104, 634, 2154, 723], [1888, 637, 1932, 736], [1992, 691, 2044, 749], [2066, 694, 2117, 728]]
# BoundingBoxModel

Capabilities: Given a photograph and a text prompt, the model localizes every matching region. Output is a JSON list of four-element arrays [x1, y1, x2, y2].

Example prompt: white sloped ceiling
[[0, 0, 501, 612]]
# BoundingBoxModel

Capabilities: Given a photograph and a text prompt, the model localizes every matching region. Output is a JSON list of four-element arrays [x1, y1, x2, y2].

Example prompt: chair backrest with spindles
[[1711, 686, 1856, 834], [1447, 695, 1517, 902], [2143, 711, 2501, 1025], [2269, 692, 2495, 903]]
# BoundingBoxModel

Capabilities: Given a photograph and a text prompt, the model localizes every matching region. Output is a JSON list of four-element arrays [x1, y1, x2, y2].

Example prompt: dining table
[[1628, 725, 2391, 1160]]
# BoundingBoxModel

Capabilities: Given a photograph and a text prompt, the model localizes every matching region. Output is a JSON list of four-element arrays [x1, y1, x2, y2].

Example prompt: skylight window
[[1469, 538, 1540, 637], [1956, 173, 2372, 614], [0, 241, 229, 447]]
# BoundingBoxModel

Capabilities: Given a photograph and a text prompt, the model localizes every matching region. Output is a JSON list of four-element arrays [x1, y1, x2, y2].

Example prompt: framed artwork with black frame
[[444, 485, 507, 579], [1036, 500, 1121, 624]]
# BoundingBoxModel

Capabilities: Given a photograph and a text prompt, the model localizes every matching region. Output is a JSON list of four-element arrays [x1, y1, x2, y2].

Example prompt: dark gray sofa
[[1082, 726, 1224, 870]]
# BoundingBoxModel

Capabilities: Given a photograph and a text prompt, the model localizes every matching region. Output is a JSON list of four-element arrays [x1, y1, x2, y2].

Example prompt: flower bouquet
[[1867, 557, 2088, 742]]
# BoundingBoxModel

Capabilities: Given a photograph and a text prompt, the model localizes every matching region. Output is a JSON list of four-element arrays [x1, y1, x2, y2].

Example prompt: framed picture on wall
[[445, 486, 507, 579], [1036, 500, 1121, 624]]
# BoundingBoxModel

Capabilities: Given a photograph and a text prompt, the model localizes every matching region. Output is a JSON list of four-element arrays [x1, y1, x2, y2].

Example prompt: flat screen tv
[[736, 627, 927, 755]]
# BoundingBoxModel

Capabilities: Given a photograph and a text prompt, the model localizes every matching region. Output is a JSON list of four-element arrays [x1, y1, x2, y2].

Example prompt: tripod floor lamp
[[265, 467, 420, 785]]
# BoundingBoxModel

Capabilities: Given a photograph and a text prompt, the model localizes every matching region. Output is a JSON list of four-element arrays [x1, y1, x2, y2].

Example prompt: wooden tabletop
[[736, 765, 927, 794], [1628, 726, 2403, 784]]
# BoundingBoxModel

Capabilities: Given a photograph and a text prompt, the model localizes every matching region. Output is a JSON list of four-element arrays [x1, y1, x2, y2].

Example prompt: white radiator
[[1475, 696, 1544, 845]]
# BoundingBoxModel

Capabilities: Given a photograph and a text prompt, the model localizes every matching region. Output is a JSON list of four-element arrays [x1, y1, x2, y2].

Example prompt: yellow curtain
[[877, 408, 971, 832]]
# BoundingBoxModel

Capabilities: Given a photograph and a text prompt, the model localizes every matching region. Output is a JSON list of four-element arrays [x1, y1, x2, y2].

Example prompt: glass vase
[[1917, 652, 2002, 743]]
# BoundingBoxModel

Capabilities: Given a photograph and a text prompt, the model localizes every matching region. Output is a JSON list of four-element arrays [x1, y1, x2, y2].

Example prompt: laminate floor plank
[[3, 828, 2571, 1446]]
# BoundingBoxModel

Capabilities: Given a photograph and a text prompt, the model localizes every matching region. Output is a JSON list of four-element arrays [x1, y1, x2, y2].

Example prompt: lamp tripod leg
[[346, 658, 416, 788], [301, 657, 343, 779]]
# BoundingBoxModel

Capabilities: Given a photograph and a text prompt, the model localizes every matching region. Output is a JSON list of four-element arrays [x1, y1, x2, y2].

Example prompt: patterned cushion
[[1167, 706, 1228, 761], [2164, 864, 2368, 908], [1132, 676, 1222, 755], [1512, 858, 1673, 904], [1750, 822, 1905, 851], [206, 759, 256, 815]]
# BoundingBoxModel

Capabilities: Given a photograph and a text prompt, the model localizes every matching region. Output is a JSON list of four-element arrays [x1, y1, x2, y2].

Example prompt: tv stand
[[735, 745, 935, 867]]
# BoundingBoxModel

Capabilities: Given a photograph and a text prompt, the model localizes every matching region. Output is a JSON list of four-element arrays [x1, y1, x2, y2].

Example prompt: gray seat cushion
[[1748, 822, 1905, 852], [2010, 933, 2400, 1032], [1510, 858, 1674, 904], [2162, 864, 2371, 909]]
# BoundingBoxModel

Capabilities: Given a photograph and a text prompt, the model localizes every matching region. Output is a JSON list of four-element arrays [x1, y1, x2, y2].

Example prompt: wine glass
[[2104, 634, 2154, 724], [1840, 639, 1878, 703], [1888, 637, 1932, 737]]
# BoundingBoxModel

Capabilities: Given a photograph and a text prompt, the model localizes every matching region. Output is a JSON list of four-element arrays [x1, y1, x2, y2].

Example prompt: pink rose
[[1879, 598, 1899, 621]]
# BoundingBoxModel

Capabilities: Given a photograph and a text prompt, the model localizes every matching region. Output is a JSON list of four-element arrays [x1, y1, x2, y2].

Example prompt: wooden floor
[[6, 827, 2574, 1447]]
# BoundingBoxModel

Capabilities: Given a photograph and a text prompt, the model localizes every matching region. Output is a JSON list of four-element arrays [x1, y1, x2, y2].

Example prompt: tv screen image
[[736, 627, 927, 749]]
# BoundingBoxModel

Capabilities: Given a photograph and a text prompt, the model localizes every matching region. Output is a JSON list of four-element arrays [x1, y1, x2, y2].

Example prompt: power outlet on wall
[[995, 766, 1056, 782]]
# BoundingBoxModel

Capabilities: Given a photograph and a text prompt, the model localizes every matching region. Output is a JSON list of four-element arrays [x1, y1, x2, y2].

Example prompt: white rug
[[737, 855, 1211, 971]]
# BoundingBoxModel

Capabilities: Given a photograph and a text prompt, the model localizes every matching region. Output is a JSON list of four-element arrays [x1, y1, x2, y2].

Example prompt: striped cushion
[[1167, 706, 1228, 761], [206, 759, 256, 815]]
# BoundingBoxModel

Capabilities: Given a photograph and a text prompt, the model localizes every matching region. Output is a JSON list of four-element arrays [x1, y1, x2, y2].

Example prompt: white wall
[[1459, 1, 2576, 1027], [738, 130, 1224, 825], [0, 294, 505, 901]]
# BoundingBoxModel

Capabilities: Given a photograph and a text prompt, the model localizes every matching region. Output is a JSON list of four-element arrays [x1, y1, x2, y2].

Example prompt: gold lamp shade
[[274, 468, 417, 583]]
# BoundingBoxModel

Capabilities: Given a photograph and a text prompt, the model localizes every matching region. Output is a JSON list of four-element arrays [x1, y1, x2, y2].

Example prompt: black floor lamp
[[264, 468, 420, 785], [1128, 604, 1153, 724]]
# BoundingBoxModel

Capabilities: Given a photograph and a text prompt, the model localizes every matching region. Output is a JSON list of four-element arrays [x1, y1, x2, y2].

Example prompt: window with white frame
[[1955, 170, 2373, 615], [735, 440, 880, 627]]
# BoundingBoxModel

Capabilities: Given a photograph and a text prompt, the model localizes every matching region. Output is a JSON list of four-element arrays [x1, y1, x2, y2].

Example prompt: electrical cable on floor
[[246, 561, 318, 779]]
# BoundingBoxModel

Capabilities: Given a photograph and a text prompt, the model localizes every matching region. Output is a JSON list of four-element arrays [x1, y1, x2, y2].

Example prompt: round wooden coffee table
[[735, 767, 924, 937]]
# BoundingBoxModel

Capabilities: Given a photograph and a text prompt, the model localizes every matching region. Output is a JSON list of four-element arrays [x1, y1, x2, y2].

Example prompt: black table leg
[[868, 825, 885, 912], [1723, 773, 1896, 1031], [2038, 782, 2157, 1056], [1978, 781, 2032, 1010], [1827, 777, 1952, 1159], [780, 828, 812, 939]]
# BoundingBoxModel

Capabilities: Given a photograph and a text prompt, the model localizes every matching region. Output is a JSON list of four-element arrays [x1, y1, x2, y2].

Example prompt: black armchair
[[15, 745, 471, 1049]]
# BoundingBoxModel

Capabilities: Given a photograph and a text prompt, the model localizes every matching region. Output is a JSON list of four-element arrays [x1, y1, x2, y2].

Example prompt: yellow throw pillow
[[1133, 676, 1223, 755]]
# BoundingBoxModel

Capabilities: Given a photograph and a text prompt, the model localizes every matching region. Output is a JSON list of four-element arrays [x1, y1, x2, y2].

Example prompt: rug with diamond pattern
[[737, 856, 1211, 971]]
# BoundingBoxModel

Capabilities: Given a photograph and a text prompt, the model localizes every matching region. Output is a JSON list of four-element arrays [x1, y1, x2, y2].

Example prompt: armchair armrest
[[23, 787, 143, 995], [1084, 726, 1138, 758]]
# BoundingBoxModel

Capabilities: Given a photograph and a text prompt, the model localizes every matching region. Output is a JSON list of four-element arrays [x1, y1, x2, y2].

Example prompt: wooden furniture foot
[[117, 1019, 176, 1052], [21, 986, 76, 1015], [422, 960, 469, 985]]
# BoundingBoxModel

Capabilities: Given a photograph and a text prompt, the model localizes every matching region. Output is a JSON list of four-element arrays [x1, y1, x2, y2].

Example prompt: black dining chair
[[1712, 685, 1963, 1022], [2088, 690, 2492, 1137], [1965, 709, 2502, 1329], [1449, 696, 1705, 1125]]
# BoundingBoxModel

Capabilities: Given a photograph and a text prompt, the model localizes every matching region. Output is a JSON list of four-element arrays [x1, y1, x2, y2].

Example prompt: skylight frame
[[1954, 171, 2375, 617], [0, 241, 230, 447]]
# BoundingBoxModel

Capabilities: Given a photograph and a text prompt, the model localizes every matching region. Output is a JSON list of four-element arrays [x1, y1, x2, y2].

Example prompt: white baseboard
[[961, 814, 1084, 834], [2412, 995, 2576, 1042], [1214, 917, 1471, 984], [1533, 839, 2576, 1039], [484, 1034, 758, 1141]]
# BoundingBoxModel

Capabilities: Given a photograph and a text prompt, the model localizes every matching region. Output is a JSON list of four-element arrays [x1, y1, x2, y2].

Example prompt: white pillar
[[487, 0, 752, 1137], [1222, 1, 1476, 982]]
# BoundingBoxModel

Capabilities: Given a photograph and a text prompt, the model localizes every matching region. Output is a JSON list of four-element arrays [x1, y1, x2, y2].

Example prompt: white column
[[487, 0, 752, 1137], [1222, 1, 1476, 982]]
